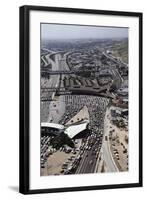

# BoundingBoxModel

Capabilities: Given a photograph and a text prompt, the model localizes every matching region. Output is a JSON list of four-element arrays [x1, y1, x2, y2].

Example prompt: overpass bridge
[[41, 85, 114, 101], [41, 69, 99, 75]]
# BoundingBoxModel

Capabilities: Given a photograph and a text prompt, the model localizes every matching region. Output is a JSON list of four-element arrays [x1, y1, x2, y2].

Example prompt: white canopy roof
[[41, 120, 88, 139], [65, 121, 88, 139], [41, 122, 64, 130]]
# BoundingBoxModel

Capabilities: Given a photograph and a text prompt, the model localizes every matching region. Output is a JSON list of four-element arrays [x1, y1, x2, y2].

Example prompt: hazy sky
[[41, 23, 128, 40]]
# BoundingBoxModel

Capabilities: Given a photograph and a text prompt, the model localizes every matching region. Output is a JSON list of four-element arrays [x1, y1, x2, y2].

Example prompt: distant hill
[[110, 39, 128, 64]]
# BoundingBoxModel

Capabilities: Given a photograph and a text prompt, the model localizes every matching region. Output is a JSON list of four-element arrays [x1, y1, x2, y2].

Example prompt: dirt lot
[[41, 139, 82, 176], [108, 106, 128, 171], [41, 151, 74, 176]]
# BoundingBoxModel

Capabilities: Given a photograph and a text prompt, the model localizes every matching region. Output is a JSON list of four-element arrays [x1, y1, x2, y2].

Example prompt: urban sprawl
[[40, 37, 128, 176]]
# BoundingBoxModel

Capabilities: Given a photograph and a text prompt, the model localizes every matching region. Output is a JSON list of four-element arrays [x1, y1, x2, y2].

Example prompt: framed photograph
[[19, 5, 143, 194]]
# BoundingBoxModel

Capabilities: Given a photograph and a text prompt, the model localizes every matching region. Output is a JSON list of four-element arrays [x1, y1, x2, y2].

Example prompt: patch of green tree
[[50, 133, 75, 150], [111, 41, 128, 64]]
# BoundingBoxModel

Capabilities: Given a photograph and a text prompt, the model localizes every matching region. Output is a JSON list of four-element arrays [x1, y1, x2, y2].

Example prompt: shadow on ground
[[8, 186, 19, 193]]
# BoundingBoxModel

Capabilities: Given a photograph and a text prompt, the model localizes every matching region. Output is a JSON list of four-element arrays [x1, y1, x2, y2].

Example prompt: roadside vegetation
[[50, 133, 75, 150], [111, 40, 128, 64]]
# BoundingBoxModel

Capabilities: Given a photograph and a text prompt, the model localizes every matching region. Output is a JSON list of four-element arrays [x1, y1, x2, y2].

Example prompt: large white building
[[41, 120, 89, 139], [64, 120, 89, 139]]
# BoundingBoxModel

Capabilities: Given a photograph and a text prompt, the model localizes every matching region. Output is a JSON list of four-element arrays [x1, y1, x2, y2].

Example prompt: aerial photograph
[[40, 23, 128, 176]]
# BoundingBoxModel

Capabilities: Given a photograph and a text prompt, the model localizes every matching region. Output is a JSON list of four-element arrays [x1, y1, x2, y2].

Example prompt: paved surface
[[41, 54, 60, 122], [102, 109, 119, 172], [47, 53, 70, 123], [48, 96, 65, 123], [76, 145, 98, 174]]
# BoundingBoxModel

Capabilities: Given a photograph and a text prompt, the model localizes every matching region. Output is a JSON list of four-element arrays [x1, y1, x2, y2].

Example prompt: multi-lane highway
[[41, 53, 62, 122], [43, 52, 70, 123], [76, 144, 99, 174]]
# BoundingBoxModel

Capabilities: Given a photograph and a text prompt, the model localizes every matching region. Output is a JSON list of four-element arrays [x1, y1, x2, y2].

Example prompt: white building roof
[[41, 122, 64, 130], [41, 120, 88, 139], [65, 121, 88, 139]]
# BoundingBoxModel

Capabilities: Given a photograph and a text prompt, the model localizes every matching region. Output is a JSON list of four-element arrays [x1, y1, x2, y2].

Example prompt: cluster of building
[[40, 38, 129, 175], [67, 50, 102, 70], [111, 108, 128, 129]]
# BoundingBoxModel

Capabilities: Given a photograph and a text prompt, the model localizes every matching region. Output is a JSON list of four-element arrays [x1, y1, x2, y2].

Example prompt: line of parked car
[[40, 135, 56, 168]]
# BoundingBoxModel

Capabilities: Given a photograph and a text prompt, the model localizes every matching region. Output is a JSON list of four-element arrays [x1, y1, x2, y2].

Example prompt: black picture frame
[[19, 5, 143, 194]]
